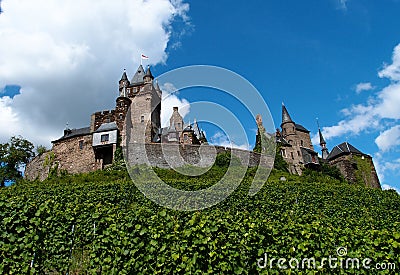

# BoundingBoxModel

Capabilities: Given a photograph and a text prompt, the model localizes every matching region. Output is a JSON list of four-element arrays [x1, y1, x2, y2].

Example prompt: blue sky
[[0, 0, 399, 191], [153, 0, 400, 190]]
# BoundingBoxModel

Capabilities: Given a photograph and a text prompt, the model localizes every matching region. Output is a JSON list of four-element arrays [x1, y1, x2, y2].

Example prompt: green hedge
[[0, 169, 399, 274]]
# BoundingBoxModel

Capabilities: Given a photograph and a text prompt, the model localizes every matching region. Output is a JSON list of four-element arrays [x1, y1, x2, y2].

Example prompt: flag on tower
[[141, 54, 149, 60]]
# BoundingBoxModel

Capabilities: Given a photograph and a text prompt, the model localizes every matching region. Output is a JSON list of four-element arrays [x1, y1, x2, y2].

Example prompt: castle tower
[[126, 65, 161, 144], [279, 103, 319, 174], [170, 106, 184, 132], [115, 70, 132, 133], [281, 103, 296, 137]]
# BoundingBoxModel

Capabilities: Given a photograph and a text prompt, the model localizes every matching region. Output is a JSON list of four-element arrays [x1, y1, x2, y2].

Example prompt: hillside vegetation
[[1, 166, 399, 274]]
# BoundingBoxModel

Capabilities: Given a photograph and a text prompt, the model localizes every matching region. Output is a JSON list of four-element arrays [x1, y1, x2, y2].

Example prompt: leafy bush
[[215, 151, 242, 167]]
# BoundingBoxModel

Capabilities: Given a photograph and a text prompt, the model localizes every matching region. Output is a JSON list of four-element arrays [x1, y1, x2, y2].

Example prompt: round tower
[[281, 103, 296, 137]]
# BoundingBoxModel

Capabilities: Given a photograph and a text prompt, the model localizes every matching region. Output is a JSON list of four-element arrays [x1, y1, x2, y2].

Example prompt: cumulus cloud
[[378, 44, 400, 81], [312, 43, 400, 186], [316, 43, 400, 143], [209, 131, 249, 150], [0, 0, 190, 146], [160, 83, 190, 127], [375, 125, 400, 152], [355, 82, 374, 94], [382, 184, 400, 194]]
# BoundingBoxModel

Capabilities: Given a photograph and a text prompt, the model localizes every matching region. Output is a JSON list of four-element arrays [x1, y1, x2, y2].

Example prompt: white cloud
[[375, 125, 400, 152], [316, 44, 400, 144], [382, 184, 400, 194], [0, 0, 190, 146], [209, 131, 249, 150], [160, 82, 190, 127], [161, 94, 190, 128], [378, 44, 400, 81], [355, 82, 374, 94]]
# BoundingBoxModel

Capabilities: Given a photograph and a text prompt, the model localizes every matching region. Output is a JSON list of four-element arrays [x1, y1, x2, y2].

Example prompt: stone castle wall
[[25, 152, 50, 181], [25, 134, 102, 180], [329, 154, 381, 189], [126, 143, 274, 169], [26, 142, 274, 181]]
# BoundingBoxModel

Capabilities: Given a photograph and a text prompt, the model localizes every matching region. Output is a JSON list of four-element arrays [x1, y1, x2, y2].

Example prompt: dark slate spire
[[145, 65, 154, 79], [317, 119, 329, 160], [120, 69, 128, 81], [131, 65, 145, 84], [282, 103, 293, 124], [319, 128, 326, 145]]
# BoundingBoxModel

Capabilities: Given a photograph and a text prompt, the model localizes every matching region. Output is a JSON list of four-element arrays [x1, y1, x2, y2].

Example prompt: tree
[[0, 136, 34, 187], [36, 145, 48, 156]]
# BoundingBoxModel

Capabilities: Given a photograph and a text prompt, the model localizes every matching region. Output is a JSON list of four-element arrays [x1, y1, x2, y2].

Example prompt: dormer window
[[141, 116, 145, 123]]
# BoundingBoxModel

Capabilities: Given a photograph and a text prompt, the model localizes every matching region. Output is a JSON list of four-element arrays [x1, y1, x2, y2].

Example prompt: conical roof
[[131, 65, 145, 84], [282, 103, 293, 124], [319, 128, 326, 145], [144, 66, 154, 79], [120, 70, 128, 81]]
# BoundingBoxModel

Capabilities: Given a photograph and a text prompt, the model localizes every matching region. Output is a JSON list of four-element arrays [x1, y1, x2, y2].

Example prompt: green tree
[[0, 136, 34, 187], [36, 145, 48, 156]]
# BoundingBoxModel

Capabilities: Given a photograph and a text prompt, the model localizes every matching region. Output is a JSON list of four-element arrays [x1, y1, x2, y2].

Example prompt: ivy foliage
[[0, 168, 399, 274]]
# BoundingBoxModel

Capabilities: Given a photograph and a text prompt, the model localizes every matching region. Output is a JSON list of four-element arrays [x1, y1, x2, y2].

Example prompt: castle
[[25, 65, 381, 189], [273, 104, 380, 189], [25, 65, 210, 180]]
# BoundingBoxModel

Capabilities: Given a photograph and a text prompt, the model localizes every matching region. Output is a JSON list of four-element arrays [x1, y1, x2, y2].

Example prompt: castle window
[[291, 152, 294, 159], [120, 102, 123, 107], [301, 140, 304, 147], [119, 114, 123, 120], [297, 151, 300, 156], [177, 123, 181, 129], [79, 140, 84, 150], [141, 115, 145, 123], [281, 149, 286, 158], [101, 134, 109, 142]]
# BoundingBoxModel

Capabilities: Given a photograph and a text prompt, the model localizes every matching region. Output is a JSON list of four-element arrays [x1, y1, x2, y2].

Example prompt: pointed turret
[[119, 69, 130, 95], [120, 69, 128, 81], [317, 121, 329, 160], [282, 103, 293, 125], [143, 65, 154, 83]]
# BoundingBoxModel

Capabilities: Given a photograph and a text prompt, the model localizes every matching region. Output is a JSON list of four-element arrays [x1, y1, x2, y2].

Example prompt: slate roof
[[295, 123, 310, 133], [327, 142, 366, 160], [319, 128, 326, 145], [95, 122, 118, 133], [120, 70, 128, 81], [144, 66, 154, 79], [282, 103, 293, 124], [131, 65, 145, 85], [52, 127, 91, 143]]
